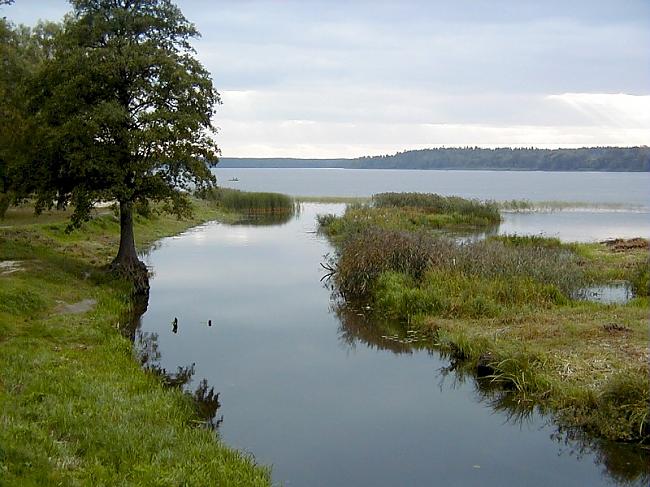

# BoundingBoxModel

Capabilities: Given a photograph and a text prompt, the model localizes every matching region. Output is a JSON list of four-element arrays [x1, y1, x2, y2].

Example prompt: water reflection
[[137, 203, 649, 487], [230, 207, 297, 226], [120, 294, 224, 430], [334, 302, 650, 486], [575, 282, 634, 305], [335, 304, 436, 355]]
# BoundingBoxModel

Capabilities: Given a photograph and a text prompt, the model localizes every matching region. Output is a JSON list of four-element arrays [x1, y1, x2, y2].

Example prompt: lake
[[214, 168, 650, 207], [214, 168, 650, 241], [134, 194, 649, 486]]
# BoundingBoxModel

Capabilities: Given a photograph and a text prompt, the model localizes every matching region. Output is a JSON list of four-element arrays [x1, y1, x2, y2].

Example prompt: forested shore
[[219, 146, 650, 171]]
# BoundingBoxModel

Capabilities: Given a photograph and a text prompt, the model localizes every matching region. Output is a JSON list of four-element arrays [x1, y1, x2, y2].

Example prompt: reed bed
[[318, 192, 500, 239], [198, 187, 295, 214], [372, 192, 500, 222], [332, 228, 584, 307]]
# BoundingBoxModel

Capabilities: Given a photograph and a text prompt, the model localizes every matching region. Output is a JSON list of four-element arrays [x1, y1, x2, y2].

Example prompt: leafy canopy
[[1, 11, 60, 215], [30, 0, 220, 226]]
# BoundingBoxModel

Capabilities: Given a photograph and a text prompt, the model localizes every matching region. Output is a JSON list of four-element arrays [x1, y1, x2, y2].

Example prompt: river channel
[[133, 202, 648, 487]]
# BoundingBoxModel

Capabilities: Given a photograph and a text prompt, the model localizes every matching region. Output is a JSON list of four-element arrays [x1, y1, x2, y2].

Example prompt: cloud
[[6, 0, 650, 156], [547, 93, 650, 128], [216, 119, 650, 159]]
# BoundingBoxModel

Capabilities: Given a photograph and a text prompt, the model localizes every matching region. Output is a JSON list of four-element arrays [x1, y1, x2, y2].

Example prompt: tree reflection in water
[[119, 292, 223, 430]]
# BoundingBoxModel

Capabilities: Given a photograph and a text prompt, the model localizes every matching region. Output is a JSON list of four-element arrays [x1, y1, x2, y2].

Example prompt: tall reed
[[197, 187, 294, 213]]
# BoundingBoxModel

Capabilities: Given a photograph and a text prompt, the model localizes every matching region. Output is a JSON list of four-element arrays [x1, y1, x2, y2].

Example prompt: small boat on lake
[[228, 177, 239, 182]]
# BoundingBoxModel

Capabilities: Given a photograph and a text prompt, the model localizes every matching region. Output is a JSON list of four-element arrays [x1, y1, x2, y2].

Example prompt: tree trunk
[[112, 200, 149, 294]]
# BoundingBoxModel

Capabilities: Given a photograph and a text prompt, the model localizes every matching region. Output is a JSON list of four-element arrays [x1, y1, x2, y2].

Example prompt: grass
[[423, 298, 649, 443], [330, 230, 583, 302], [322, 198, 650, 443], [0, 198, 271, 485], [198, 187, 295, 214], [318, 192, 501, 240], [372, 192, 501, 221], [498, 199, 647, 212], [294, 195, 370, 204]]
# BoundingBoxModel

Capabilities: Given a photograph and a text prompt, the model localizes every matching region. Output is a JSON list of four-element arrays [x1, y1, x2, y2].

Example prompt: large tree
[[1, 17, 60, 215], [29, 0, 220, 285]]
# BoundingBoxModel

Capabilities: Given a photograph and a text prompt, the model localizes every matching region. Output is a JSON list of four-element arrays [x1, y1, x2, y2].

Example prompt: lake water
[[135, 202, 649, 487], [214, 168, 650, 207], [214, 168, 650, 241]]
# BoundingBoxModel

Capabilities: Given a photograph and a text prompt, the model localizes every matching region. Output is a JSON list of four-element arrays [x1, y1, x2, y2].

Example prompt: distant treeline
[[219, 146, 650, 172]]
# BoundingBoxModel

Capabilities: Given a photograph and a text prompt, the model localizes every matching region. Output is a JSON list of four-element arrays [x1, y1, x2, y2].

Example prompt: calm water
[[215, 168, 650, 240], [214, 168, 650, 207], [136, 204, 649, 487]]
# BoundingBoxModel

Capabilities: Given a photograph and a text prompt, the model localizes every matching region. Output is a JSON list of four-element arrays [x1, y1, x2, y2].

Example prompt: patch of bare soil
[[601, 238, 649, 252], [55, 299, 98, 315], [0, 260, 24, 275]]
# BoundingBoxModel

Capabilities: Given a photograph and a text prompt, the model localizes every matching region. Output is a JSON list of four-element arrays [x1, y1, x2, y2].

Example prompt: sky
[[4, 0, 650, 158]]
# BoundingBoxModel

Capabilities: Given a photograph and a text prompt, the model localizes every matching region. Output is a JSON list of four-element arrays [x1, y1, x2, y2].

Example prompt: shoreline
[[319, 202, 650, 444], [0, 200, 272, 485]]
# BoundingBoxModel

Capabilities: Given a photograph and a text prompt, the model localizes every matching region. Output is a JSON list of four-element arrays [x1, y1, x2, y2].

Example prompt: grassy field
[[321, 203, 650, 443], [0, 199, 271, 485]]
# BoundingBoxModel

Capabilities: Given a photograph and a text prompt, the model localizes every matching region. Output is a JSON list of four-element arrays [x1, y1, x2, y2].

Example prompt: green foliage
[[23, 0, 220, 236], [353, 146, 650, 172], [0, 18, 60, 213]]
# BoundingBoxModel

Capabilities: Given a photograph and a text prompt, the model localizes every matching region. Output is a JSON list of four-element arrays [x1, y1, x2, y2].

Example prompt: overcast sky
[[4, 0, 650, 158]]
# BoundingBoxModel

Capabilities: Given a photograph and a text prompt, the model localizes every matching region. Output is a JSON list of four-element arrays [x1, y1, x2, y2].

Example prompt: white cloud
[[216, 119, 650, 159], [547, 93, 650, 128], [6, 1, 650, 157], [214, 91, 650, 157]]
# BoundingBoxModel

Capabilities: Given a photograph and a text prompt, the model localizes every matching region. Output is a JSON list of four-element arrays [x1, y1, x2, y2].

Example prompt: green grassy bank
[[320, 194, 650, 443], [0, 199, 272, 485]]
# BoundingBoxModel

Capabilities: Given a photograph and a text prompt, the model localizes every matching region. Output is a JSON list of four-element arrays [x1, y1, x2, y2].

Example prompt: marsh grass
[[332, 228, 584, 303], [498, 199, 645, 212], [491, 234, 563, 249], [629, 256, 650, 296], [424, 299, 650, 443], [323, 197, 649, 443], [0, 199, 271, 485], [318, 192, 500, 239], [198, 187, 295, 214], [372, 192, 500, 222]]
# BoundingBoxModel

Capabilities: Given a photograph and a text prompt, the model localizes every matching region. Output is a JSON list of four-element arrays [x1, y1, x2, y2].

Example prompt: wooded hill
[[219, 146, 650, 171]]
